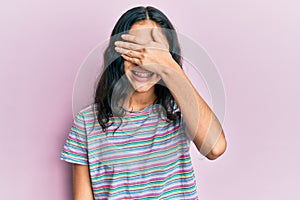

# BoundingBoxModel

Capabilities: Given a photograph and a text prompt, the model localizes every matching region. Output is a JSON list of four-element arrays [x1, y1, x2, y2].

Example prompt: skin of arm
[[159, 59, 227, 160], [73, 164, 95, 200], [114, 26, 227, 160]]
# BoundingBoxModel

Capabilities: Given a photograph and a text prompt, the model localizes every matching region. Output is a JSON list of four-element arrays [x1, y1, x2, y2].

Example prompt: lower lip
[[131, 71, 154, 82]]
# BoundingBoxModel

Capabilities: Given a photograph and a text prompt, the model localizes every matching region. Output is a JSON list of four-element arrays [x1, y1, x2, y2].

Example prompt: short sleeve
[[60, 111, 88, 165]]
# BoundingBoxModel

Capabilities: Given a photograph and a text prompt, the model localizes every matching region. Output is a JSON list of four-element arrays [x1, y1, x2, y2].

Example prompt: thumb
[[151, 27, 169, 50], [151, 27, 163, 44]]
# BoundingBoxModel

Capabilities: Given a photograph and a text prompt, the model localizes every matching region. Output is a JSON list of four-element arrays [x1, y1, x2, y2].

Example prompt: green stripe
[[91, 165, 194, 184], [90, 157, 192, 177]]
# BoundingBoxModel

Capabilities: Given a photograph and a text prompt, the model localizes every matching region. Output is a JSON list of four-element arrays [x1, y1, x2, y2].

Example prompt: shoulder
[[75, 103, 97, 116], [73, 103, 98, 122], [72, 103, 100, 134]]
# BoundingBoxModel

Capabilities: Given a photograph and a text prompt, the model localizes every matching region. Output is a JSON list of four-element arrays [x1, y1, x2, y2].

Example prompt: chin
[[134, 84, 155, 93]]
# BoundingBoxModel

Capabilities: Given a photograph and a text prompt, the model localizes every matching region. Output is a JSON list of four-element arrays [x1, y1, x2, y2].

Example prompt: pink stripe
[[88, 129, 182, 152], [68, 134, 86, 143], [62, 149, 86, 157], [90, 155, 192, 175], [92, 168, 193, 190], [88, 139, 187, 165]]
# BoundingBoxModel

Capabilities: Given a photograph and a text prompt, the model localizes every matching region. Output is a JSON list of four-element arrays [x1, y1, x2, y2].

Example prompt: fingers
[[121, 34, 145, 45], [114, 39, 144, 59], [115, 47, 143, 59], [114, 41, 143, 51], [121, 54, 141, 65]]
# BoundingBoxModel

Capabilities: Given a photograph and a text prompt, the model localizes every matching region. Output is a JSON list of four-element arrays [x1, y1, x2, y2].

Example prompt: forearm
[[73, 164, 95, 200], [160, 60, 227, 160]]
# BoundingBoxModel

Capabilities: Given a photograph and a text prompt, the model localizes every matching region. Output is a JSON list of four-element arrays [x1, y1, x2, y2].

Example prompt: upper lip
[[132, 70, 153, 73], [132, 67, 153, 73]]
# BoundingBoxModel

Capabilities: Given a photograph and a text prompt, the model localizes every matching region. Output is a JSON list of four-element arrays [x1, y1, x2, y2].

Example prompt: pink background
[[1, 0, 299, 199]]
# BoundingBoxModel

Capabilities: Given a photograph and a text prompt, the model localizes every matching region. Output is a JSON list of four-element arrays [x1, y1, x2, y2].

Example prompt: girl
[[60, 6, 227, 200]]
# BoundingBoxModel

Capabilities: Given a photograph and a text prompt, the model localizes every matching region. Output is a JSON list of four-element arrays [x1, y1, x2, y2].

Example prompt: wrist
[[160, 58, 184, 79]]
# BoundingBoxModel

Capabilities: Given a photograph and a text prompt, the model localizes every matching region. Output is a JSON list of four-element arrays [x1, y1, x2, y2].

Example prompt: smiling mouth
[[130, 70, 155, 83], [132, 70, 154, 78]]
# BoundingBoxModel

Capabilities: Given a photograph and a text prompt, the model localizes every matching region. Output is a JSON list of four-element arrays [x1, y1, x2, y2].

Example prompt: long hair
[[94, 6, 182, 132]]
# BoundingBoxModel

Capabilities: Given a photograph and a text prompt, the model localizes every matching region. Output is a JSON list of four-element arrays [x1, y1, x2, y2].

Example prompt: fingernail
[[114, 41, 120, 45], [121, 34, 126, 39]]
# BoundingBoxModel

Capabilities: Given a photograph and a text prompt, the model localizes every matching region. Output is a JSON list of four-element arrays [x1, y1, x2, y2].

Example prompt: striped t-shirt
[[60, 102, 199, 199]]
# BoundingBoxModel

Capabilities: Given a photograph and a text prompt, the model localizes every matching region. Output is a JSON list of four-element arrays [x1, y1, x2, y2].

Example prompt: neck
[[124, 87, 157, 111]]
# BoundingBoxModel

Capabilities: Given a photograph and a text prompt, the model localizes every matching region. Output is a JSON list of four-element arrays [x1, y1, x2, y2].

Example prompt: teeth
[[132, 71, 153, 78]]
